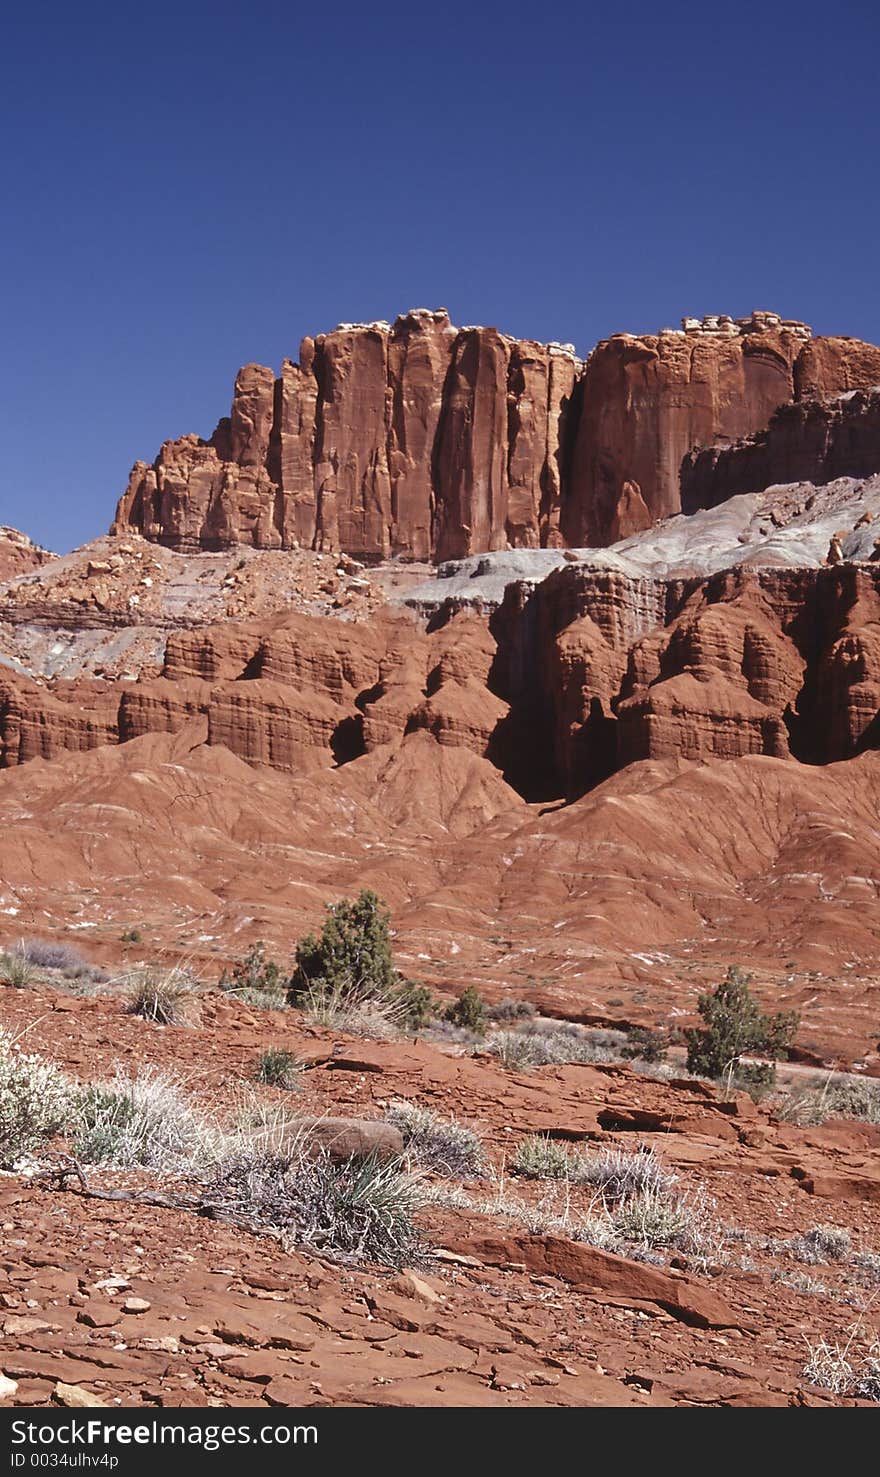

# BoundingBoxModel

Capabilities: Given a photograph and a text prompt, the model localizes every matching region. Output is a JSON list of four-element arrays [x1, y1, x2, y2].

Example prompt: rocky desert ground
[[2, 307, 880, 1411]]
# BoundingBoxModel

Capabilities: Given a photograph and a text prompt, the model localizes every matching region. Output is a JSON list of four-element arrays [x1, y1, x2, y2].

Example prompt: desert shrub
[[386, 1101, 484, 1178], [510, 1138, 674, 1203], [0, 1030, 73, 1165], [19, 938, 86, 972], [256, 1048, 303, 1091], [490, 1021, 624, 1070], [288, 891, 416, 1035], [289, 891, 396, 1004], [393, 980, 436, 1031], [126, 966, 193, 1024], [444, 985, 487, 1036], [510, 1134, 574, 1180], [609, 1183, 718, 1257], [0, 944, 37, 988], [201, 1144, 426, 1267], [576, 1144, 676, 1203], [73, 1068, 213, 1169], [787, 1225, 852, 1265], [120, 928, 143, 944], [220, 942, 286, 1009], [804, 1334, 880, 1401], [685, 966, 798, 1084], [621, 1026, 667, 1063], [486, 999, 537, 1024]]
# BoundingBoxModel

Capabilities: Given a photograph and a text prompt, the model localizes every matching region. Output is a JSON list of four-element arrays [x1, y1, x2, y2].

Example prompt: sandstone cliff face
[[0, 527, 53, 581], [563, 314, 848, 546], [113, 310, 583, 563], [4, 560, 880, 802], [681, 388, 880, 512], [113, 309, 880, 560], [526, 562, 880, 795]]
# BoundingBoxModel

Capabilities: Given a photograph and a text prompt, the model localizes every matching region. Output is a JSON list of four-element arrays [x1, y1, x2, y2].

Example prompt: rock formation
[[112, 310, 582, 563], [112, 309, 880, 560], [0, 526, 53, 581], [682, 388, 880, 512]]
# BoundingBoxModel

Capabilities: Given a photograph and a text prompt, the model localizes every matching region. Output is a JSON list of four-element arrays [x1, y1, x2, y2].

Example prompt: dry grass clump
[[786, 1225, 852, 1265], [386, 1101, 485, 1178], [490, 1021, 627, 1071], [0, 1029, 74, 1166], [72, 1068, 216, 1169], [201, 1143, 427, 1267], [255, 1048, 304, 1091], [779, 1074, 880, 1126], [0, 944, 38, 988], [126, 965, 194, 1025], [511, 1137, 675, 1201], [804, 1329, 880, 1401]]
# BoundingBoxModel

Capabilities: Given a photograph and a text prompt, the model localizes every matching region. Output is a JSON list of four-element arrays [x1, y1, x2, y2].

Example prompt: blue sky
[[2, 0, 878, 552]]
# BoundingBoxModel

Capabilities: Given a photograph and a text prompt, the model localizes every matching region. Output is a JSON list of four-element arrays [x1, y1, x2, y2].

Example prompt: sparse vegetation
[[0, 1029, 73, 1166], [120, 928, 143, 944], [386, 1101, 485, 1178], [19, 938, 86, 972], [220, 941, 287, 1009], [201, 1145, 426, 1267], [787, 1225, 852, 1265], [510, 1137, 676, 1204], [804, 1330, 880, 1401], [126, 965, 193, 1024], [255, 1047, 303, 1091], [780, 1074, 880, 1126], [486, 998, 537, 1024], [685, 966, 798, 1085], [608, 1183, 720, 1258], [444, 985, 487, 1036], [0, 944, 37, 988], [73, 1068, 214, 1169], [510, 1134, 573, 1180]]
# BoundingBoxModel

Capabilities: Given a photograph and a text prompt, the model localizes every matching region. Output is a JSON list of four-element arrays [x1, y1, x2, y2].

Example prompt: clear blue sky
[[2, 0, 878, 553]]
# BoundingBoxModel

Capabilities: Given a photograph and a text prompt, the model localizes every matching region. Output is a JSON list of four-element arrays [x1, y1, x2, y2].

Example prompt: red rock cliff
[[681, 387, 880, 512], [112, 310, 880, 560], [112, 310, 581, 563]]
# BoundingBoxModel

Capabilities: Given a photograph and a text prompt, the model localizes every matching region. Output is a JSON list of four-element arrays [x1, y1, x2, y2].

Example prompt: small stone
[[389, 1272, 443, 1305], [0, 1374, 19, 1400], [3, 1316, 56, 1336], [53, 1383, 108, 1408], [122, 1297, 151, 1314], [77, 1306, 120, 1328]]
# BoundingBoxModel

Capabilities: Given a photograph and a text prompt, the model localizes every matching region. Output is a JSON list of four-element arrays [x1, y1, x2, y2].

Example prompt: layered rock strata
[[112, 310, 880, 559], [682, 388, 880, 512]]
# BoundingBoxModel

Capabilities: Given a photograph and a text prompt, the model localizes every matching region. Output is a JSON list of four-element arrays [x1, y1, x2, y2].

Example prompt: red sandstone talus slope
[[111, 309, 880, 560]]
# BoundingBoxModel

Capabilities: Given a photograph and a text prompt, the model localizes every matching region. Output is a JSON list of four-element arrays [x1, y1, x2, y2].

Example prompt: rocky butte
[[112, 309, 880, 561], [5, 307, 880, 1412]]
